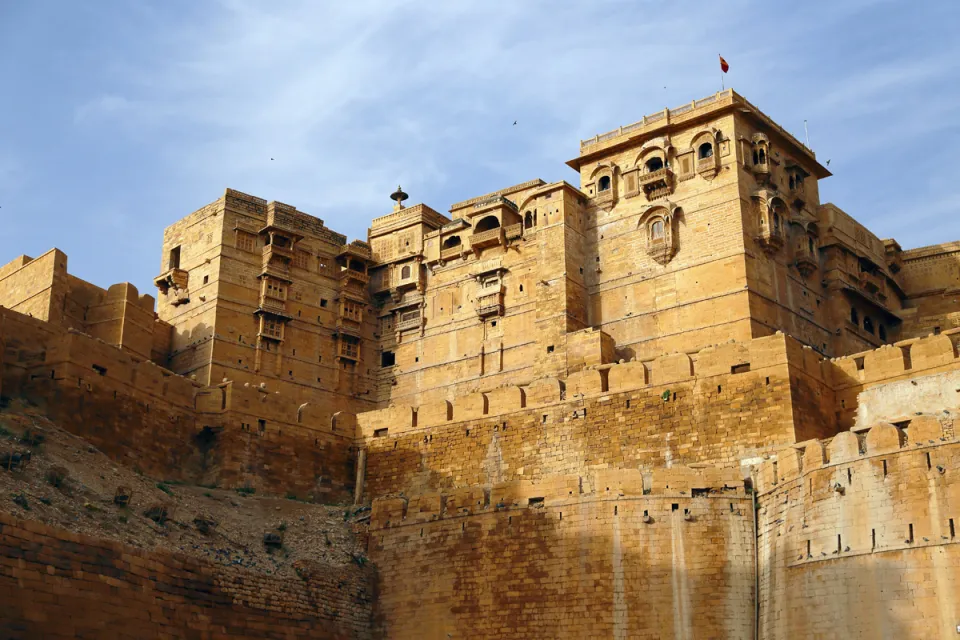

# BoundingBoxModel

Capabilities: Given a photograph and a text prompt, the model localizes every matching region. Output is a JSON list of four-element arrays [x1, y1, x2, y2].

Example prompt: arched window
[[878, 324, 887, 341], [752, 150, 759, 165], [443, 235, 462, 249], [863, 316, 874, 334], [474, 216, 501, 233], [850, 307, 859, 325], [598, 175, 611, 192], [773, 212, 781, 234], [651, 219, 665, 241], [400, 265, 411, 279], [698, 142, 714, 159], [758, 148, 766, 164], [524, 211, 534, 229], [789, 175, 795, 190], [645, 157, 664, 172]]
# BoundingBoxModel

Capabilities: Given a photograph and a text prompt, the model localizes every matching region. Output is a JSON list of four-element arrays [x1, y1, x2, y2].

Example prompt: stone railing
[[469, 228, 504, 247], [440, 246, 463, 261], [504, 223, 523, 240]]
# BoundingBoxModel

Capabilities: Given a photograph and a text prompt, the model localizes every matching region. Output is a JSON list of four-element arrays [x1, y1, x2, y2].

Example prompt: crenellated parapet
[[754, 415, 958, 563], [370, 465, 747, 530]]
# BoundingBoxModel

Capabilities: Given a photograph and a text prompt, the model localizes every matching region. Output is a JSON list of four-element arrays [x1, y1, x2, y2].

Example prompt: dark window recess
[[168, 246, 181, 269], [381, 351, 396, 367], [320, 299, 328, 307], [374, 428, 388, 438], [92, 365, 107, 376], [258, 419, 266, 433], [672, 503, 680, 511], [598, 175, 611, 192], [731, 363, 751, 374], [203, 275, 209, 285], [528, 497, 544, 506], [547, 345, 555, 353]]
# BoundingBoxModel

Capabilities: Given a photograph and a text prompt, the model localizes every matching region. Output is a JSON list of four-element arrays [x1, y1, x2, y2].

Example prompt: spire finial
[[390, 185, 409, 211]]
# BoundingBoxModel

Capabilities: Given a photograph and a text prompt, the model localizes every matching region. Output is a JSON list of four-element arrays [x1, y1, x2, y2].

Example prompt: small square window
[[547, 345, 555, 353], [320, 299, 328, 308]]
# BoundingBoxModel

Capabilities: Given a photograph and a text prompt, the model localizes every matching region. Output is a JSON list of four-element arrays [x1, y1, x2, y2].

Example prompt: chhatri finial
[[390, 185, 409, 210]]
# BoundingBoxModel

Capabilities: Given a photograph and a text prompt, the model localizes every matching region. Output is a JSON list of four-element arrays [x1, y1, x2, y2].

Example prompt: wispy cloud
[[2, 0, 960, 292]]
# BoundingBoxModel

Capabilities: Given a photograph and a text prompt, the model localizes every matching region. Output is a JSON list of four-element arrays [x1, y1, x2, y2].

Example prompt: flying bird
[[513, 121, 517, 126], [270, 158, 274, 161], [826, 159, 831, 166]]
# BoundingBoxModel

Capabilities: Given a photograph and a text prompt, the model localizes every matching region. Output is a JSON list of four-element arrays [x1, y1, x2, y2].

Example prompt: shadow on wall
[[370, 490, 756, 639]]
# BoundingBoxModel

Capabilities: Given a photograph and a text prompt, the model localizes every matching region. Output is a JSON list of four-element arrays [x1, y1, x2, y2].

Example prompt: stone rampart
[[0, 307, 358, 498], [754, 418, 960, 639], [368, 467, 754, 639], [357, 333, 811, 498]]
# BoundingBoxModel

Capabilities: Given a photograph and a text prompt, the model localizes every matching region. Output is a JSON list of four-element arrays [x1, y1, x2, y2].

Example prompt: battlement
[[370, 465, 746, 530], [754, 415, 955, 496], [357, 332, 798, 438]]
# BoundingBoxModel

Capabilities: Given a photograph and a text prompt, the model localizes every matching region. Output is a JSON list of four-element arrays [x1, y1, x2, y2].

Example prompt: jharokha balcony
[[396, 309, 423, 332], [470, 227, 504, 250], [154, 268, 189, 295], [638, 167, 675, 200], [858, 271, 885, 296], [440, 245, 463, 261], [475, 290, 504, 318]]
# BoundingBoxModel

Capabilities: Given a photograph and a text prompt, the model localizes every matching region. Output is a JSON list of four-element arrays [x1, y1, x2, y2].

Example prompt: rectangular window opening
[[92, 364, 107, 376], [731, 363, 751, 374], [373, 428, 388, 438], [671, 503, 679, 512]]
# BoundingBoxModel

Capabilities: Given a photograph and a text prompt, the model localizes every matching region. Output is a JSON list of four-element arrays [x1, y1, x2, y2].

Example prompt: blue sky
[[1, 0, 959, 295]]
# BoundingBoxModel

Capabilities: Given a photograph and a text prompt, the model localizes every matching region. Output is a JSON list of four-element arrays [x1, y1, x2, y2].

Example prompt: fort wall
[[754, 419, 960, 639], [0, 512, 374, 639], [0, 307, 359, 499], [368, 467, 754, 639], [357, 333, 818, 499]]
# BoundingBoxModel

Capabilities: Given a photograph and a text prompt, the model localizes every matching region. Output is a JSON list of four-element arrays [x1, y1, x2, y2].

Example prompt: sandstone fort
[[1, 89, 959, 638]]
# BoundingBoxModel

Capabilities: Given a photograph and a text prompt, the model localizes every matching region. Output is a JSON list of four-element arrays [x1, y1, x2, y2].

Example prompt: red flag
[[719, 55, 729, 73]]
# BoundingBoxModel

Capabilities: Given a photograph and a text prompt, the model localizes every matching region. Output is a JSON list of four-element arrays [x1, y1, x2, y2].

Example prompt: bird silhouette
[[513, 121, 517, 126], [270, 158, 274, 161], [826, 159, 831, 166]]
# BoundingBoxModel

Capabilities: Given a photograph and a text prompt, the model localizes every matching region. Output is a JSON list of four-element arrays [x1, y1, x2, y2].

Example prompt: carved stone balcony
[[794, 246, 819, 277], [638, 168, 675, 201], [440, 246, 464, 261], [470, 227, 505, 251], [755, 228, 784, 253], [257, 296, 289, 318], [697, 156, 719, 178], [394, 265, 423, 292], [396, 309, 423, 333], [859, 271, 885, 296], [261, 245, 293, 281], [475, 290, 504, 318], [337, 339, 360, 361], [154, 268, 189, 295], [504, 223, 523, 241], [340, 269, 370, 286], [370, 269, 392, 294], [335, 318, 362, 337]]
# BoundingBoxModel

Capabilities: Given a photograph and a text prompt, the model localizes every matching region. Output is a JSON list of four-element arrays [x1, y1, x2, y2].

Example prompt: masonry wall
[[358, 333, 815, 499], [755, 420, 960, 639], [368, 468, 754, 639], [0, 513, 373, 639], [0, 307, 358, 499]]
